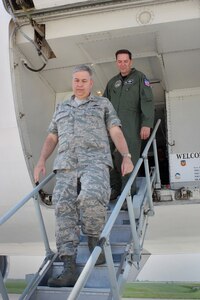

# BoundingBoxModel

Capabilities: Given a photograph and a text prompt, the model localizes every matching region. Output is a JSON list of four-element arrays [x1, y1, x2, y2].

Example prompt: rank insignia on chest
[[124, 79, 134, 85], [114, 80, 122, 88]]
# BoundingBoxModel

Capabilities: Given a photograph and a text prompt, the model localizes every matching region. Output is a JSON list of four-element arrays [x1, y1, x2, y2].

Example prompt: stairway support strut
[[0, 271, 9, 300]]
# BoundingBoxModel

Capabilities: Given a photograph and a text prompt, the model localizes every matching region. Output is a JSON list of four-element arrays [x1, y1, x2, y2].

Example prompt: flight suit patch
[[114, 80, 122, 88], [124, 79, 134, 85]]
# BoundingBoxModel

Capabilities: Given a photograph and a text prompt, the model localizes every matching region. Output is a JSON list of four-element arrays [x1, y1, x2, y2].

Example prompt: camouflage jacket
[[48, 94, 121, 170]]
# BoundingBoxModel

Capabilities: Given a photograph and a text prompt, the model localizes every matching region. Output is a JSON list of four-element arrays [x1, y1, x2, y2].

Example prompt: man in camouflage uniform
[[104, 49, 154, 201], [34, 64, 133, 287]]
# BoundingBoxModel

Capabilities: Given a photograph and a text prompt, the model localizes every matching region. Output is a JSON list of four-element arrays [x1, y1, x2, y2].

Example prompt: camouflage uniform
[[48, 95, 121, 257]]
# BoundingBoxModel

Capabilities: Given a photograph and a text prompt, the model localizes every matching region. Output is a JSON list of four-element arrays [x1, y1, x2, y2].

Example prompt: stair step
[[39, 253, 122, 288], [77, 242, 127, 264], [31, 286, 111, 300], [80, 224, 131, 244], [106, 208, 130, 223]]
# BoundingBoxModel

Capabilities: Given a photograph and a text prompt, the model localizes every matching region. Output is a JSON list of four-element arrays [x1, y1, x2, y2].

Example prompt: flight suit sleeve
[[140, 74, 155, 128], [103, 82, 110, 99]]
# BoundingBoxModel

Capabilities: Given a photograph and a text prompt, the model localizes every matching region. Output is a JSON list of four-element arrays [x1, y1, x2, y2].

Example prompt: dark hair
[[115, 49, 132, 60], [73, 64, 93, 77]]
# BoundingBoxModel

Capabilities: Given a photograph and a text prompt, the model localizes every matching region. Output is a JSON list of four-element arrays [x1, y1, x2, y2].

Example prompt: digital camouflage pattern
[[48, 94, 121, 171], [52, 165, 110, 257], [48, 94, 120, 256]]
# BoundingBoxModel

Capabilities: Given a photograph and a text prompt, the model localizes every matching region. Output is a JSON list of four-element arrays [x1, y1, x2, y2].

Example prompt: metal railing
[[68, 119, 161, 300], [0, 119, 161, 300], [0, 172, 56, 300]]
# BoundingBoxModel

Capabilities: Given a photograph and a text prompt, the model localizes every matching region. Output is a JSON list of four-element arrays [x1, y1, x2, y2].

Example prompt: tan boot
[[88, 236, 106, 265], [48, 255, 79, 287]]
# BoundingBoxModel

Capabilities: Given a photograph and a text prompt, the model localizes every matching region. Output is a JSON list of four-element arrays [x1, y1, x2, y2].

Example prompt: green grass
[[5, 280, 200, 298], [123, 282, 200, 298], [5, 279, 27, 294]]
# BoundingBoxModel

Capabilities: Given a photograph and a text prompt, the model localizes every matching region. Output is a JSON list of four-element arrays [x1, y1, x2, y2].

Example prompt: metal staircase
[[0, 120, 161, 300], [27, 210, 132, 299], [21, 179, 155, 300]]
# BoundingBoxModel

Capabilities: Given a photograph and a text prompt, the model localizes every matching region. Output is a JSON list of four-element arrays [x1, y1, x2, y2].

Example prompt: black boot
[[48, 255, 78, 287], [121, 200, 128, 210], [88, 236, 106, 265], [110, 188, 120, 201]]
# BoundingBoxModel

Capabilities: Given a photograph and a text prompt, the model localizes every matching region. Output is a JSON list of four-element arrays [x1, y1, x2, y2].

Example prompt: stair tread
[[37, 286, 111, 292]]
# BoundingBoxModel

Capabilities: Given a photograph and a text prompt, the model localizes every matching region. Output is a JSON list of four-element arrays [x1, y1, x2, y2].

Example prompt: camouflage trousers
[[52, 164, 111, 257]]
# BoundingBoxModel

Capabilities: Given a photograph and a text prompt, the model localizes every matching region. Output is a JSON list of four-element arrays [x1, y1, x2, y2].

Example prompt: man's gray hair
[[72, 64, 93, 77]]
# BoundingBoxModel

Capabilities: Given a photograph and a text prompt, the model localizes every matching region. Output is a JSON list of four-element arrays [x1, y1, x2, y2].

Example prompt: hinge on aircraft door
[[8, 0, 56, 67], [33, 22, 56, 60], [8, 0, 35, 11]]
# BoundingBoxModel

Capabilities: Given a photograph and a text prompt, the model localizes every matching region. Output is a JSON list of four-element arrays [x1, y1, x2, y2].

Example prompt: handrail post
[[126, 192, 141, 262], [153, 138, 161, 189], [0, 271, 9, 300], [142, 119, 161, 158], [33, 194, 54, 257], [104, 241, 120, 300], [144, 157, 154, 215]]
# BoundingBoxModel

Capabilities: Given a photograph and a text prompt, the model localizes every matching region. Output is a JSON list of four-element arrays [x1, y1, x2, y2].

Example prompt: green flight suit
[[104, 68, 154, 195]]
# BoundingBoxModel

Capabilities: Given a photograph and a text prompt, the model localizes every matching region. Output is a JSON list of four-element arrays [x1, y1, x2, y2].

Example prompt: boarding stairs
[[0, 120, 161, 300]]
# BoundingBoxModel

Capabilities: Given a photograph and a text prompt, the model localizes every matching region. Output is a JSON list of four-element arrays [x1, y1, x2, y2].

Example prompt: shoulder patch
[[144, 78, 150, 87]]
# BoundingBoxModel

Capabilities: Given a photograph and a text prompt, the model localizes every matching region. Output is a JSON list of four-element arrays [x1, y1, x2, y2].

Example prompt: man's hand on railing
[[34, 160, 46, 183], [140, 126, 151, 140], [121, 157, 134, 176]]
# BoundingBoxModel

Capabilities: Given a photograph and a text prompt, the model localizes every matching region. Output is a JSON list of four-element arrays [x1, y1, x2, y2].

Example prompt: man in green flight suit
[[104, 49, 154, 201]]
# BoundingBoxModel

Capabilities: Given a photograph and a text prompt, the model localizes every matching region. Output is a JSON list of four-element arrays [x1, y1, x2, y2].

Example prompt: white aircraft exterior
[[1, 0, 200, 279]]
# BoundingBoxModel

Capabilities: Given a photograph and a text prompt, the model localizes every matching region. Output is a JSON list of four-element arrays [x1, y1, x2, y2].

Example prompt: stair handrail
[[0, 171, 56, 299], [0, 172, 55, 226], [102, 119, 161, 240], [142, 119, 161, 158], [0, 171, 56, 256], [68, 119, 161, 300]]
